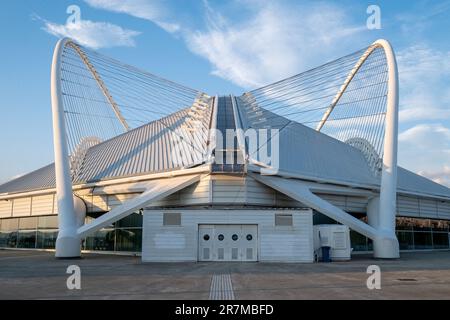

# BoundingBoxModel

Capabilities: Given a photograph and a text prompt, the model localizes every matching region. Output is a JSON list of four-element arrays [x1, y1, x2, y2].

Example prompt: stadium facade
[[0, 38, 449, 262]]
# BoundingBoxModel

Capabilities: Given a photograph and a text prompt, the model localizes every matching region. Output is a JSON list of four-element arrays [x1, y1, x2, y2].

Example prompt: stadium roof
[[1, 96, 449, 200]]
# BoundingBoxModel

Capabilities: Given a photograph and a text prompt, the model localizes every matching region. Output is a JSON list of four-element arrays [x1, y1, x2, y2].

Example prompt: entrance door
[[241, 225, 257, 261], [198, 225, 214, 261], [198, 225, 258, 262]]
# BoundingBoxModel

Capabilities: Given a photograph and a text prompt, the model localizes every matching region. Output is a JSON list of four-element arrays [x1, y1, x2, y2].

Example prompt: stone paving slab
[[0, 250, 449, 300]]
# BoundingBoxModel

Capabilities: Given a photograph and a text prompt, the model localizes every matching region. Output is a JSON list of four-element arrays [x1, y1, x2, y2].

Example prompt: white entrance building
[[142, 210, 313, 262]]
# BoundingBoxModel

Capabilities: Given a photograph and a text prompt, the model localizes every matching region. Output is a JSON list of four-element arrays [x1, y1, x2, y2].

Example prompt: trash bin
[[321, 246, 331, 263]]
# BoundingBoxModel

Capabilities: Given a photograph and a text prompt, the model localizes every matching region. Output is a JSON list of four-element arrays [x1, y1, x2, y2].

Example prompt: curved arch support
[[316, 40, 390, 132], [52, 38, 131, 257], [316, 39, 399, 258], [51, 38, 80, 257], [64, 39, 129, 131], [376, 39, 399, 258]]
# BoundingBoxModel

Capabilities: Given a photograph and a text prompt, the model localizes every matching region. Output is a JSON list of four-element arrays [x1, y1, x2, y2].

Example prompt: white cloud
[[399, 106, 450, 122], [399, 124, 450, 186], [84, 0, 180, 33], [79, 0, 365, 89], [399, 123, 450, 142], [397, 45, 450, 122], [42, 18, 140, 49], [396, 46, 450, 185], [184, 1, 365, 89], [419, 166, 450, 188]]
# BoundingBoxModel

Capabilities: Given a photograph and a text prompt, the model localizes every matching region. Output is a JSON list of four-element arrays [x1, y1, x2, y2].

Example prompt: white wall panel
[[0, 200, 12, 218], [31, 194, 54, 216], [397, 196, 420, 218], [419, 199, 438, 218], [437, 201, 450, 220], [12, 197, 32, 217]]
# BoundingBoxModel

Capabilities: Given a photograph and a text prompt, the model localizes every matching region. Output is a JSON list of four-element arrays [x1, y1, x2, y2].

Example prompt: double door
[[198, 225, 257, 262]]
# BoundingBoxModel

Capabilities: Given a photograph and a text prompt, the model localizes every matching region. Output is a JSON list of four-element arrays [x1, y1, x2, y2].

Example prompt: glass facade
[[351, 218, 450, 251], [1, 212, 449, 253], [0, 212, 143, 253]]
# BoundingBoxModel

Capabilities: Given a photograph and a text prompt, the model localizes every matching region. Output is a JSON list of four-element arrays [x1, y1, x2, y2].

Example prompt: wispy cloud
[[399, 124, 450, 186], [396, 1, 450, 35], [397, 45, 450, 122], [84, 0, 180, 33], [79, 0, 365, 89], [37, 14, 140, 49], [399, 124, 450, 142], [419, 166, 450, 187], [396, 45, 450, 186], [184, 1, 365, 89]]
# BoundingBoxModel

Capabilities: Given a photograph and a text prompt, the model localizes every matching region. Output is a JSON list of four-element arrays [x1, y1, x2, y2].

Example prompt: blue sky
[[0, 0, 449, 186]]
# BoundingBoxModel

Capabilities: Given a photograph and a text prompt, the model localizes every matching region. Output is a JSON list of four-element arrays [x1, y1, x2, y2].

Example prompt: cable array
[[60, 42, 202, 154], [242, 45, 389, 160]]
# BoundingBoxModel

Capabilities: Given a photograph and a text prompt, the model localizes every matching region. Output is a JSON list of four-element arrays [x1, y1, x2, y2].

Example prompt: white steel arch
[[60, 38, 130, 131], [375, 39, 399, 258], [316, 40, 392, 132], [51, 38, 208, 257], [52, 38, 130, 257], [316, 39, 400, 258], [241, 39, 400, 258], [51, 38, 80, 257]]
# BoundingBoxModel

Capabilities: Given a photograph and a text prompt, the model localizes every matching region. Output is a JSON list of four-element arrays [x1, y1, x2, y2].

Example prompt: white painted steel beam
[[77, 174, 201, 238], [375, 39, 399, 258], [251, 174, 379, 240], [51, 38, 81, 258]]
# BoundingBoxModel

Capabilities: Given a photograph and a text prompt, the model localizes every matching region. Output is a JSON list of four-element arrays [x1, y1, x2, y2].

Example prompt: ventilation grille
[[163, 212, 181, 226], [275, 214, 293, 226]]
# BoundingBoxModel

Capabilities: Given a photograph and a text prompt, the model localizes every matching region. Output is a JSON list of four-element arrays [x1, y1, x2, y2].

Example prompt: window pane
[[413, 225, 432, 232], [115, 213, 142, 228], [396, 225, 413, 231], [0, 231, 18, 248], [367, 238, 373, 251], [17, 230, 36, 248], [431, 220, 449, 232], [36, 230, 58, 249], [414, 232, 433, 249], [396, 231, 414, 250], [433, 233, 449, 249], [115, 229, 142, 252], [83, 229, 115, 251], [350, 231, 367, 251]]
